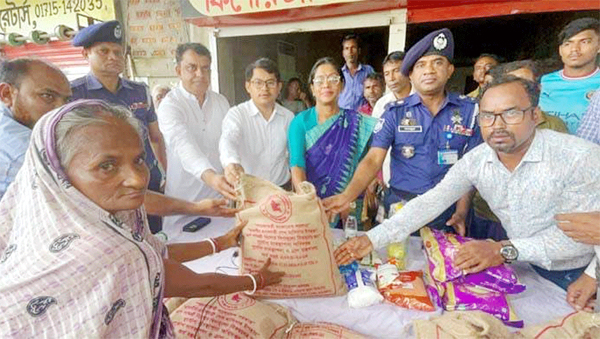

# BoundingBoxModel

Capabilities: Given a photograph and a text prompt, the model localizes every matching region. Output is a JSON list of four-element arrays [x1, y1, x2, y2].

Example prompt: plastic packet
[[379, 271, 436, 312], [442, 281, 524, 328], [422, 265, 444, 309], [359, 250, 383, 267], [340, 262, 383, 308], [420, 227, 526, 294], [376, 263, 399, 289], [387, 239, 409, 270]]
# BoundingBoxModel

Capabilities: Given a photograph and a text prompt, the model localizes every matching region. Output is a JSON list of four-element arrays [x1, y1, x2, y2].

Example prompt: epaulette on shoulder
[[458, 94, 477, 105], [385, 99, 407, 111]]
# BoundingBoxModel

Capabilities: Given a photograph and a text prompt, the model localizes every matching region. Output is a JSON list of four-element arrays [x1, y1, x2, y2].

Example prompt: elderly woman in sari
[[288, 58, 377, 227], [0, 100, 283, 338]]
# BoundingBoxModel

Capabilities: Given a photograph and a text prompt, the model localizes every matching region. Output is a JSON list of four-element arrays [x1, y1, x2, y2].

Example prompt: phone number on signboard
[[34, 0, 103, 18]]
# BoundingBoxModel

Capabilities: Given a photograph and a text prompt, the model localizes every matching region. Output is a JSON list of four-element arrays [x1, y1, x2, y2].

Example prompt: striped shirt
[[577, 89, 600, 145], [367, 129, 600, 271]]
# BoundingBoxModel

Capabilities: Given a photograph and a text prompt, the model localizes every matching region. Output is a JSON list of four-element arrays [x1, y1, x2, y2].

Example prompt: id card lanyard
[[437, 132, 458, 165]]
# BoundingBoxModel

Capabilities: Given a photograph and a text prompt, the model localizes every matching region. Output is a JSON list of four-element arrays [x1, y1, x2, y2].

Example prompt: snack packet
[[387, 240, 409, 270], [340, 261, 383, 308], [422, 265, 444, 309], [442, 281, 524, 328], [420, 227, 525, 294], [378, 271, 436, 312], [359, 250, 383, 267], [376, 263, 399, 289]]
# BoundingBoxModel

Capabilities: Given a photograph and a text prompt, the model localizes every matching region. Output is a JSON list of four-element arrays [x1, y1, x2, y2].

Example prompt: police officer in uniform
[[324, 28, 482, 233], [70, 21, 168, 233]]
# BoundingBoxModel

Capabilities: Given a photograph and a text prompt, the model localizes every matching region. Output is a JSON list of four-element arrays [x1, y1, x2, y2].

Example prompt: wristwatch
[[499, 241, 518, 264]]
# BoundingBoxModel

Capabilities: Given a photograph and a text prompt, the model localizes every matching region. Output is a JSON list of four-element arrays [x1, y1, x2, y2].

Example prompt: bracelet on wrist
[[205, 238, 217, 254], [211, 237, 221, 253], [244, 273, 257, 295], [257, 272, 265, 289]]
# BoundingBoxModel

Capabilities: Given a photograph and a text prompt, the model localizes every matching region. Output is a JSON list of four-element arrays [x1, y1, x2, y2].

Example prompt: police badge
[[451, 110, 463, 125], [433, 33, 448, 51], [401, 111, 416, 126], [401, 145, 415, 158], [114, 24, 122, 39]]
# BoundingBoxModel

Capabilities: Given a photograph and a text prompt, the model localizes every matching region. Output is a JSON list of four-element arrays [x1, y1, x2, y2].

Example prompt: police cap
[[72, 20, 123, 48], [401, 28, 454, 76]]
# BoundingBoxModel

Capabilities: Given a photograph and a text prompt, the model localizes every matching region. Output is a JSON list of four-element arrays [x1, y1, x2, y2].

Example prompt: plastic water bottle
[[344, 202, 358, 239]]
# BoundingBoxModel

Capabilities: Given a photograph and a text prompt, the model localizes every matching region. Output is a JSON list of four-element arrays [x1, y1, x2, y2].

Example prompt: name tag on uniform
[[438, 149, 458, 165], [130, 102, 148, 110], [398, 125, 423, 133]]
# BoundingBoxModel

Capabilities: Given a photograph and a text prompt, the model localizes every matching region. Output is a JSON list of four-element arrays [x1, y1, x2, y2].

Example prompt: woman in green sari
[[287, 57, 377, 228]]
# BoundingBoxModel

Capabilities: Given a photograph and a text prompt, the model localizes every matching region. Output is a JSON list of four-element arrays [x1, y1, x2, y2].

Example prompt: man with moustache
[[338, 34, 375, 111], [325, 29, 480, 235], [0, 58, 72, 199], [219, 58, 294, 188], [372, 51, 412, 118], [70, 21, 168, 233], [540, 17, 600, 134], [157, 43, 234, 238], [334, 75, 600, 293], [372, 51, 413, 187], [467, 54, 500, 98], [357, 73, 384, 116]]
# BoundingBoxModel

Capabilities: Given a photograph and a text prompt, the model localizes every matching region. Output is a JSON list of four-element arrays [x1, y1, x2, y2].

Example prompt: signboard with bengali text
[[0, 0, 115, 35], [128, 0, 187, 58], [186, 0, 362, 17]]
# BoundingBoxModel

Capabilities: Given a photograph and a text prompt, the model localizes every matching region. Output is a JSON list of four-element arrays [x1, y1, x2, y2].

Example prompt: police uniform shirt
[[70, 74, 161, 189], [371, 92, 482, 195], [539, 68, 600, 134]]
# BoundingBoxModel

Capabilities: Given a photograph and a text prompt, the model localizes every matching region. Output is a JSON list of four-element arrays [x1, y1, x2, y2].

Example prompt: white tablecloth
[[168, 217, 575, 339]]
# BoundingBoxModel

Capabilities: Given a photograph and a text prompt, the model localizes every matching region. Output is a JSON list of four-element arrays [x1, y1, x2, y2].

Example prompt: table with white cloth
[[168, 217, 576, 339]]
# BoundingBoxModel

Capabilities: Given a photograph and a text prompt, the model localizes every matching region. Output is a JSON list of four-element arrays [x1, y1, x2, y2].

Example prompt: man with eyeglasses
[[71, 20, 168, 233], [219, 58, 294, 189], [334, 75, 600, 294], [157, 43, 234, 238], [325, 28, 480, 235]]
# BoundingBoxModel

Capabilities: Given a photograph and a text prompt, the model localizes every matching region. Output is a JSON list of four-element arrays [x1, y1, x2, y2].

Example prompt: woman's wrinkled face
[[65, 115, 149, 214]]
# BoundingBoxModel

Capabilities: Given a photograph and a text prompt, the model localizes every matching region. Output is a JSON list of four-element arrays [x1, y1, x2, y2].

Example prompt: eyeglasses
[[312, 75, 341, 86], [250, 79, 278, 89], [478, 106, 534, 127], [184, 64, 211, 73]]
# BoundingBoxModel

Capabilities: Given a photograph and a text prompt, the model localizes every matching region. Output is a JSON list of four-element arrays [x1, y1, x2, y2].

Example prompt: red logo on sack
[[259, 194, 292, 223], [217, 293, 256, 310]]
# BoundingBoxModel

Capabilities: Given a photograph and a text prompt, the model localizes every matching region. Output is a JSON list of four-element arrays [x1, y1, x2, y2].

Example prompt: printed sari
[[0, 100, 173, 338], [304, 108, 376, 228]]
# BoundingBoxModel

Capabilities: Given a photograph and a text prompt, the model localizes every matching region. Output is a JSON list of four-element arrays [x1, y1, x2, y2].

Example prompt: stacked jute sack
[[166, 175, 370, 338], [166, 294, 369, 339], [413, 309, 600, 339]]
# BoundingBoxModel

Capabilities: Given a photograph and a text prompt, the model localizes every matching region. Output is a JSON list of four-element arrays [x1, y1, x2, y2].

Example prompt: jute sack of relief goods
[[515, 311, 600, 339], [235, 174, 289, 209], [238, 181, 346, 298], [169, 292, 296, 339], [163, 297, 188, 314], [286, 322, 371, 339]]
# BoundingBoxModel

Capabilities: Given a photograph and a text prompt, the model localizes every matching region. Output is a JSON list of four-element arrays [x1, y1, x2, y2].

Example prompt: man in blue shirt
[[0, 58, 72, 199], [539, 17, 600, 134], [70, 21, 168, 232], [325, 28, 481, 234], [338, 34, 375, 111]]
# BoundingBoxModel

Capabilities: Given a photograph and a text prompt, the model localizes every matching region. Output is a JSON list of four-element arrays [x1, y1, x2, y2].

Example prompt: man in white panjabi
[[157, 43, 233, 238]]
